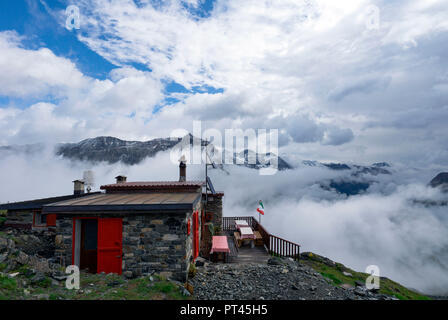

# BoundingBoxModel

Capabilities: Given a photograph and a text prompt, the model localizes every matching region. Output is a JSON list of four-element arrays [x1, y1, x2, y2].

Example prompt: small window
[[33, 211, 46, 227]]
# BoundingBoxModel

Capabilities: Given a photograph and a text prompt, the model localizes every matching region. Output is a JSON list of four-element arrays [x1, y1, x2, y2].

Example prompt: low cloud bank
[[0, 150, 447, 295]]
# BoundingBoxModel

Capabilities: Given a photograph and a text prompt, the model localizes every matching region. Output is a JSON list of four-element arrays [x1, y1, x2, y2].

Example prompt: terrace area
[[209, 216, 301, 264]]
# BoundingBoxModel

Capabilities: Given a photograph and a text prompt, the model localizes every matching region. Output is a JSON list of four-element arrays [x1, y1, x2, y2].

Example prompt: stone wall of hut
[[5, 210, 34, 229], [200, 194, 223, 258]]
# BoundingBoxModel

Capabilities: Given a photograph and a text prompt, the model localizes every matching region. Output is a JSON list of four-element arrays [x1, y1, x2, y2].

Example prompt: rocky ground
[[189, 256, 398, 300]]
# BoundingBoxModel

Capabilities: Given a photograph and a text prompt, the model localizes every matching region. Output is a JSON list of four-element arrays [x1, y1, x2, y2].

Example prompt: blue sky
[[0, 0, 218, 76], [0, 0, 221, 110], [0, 0, 114, 78]]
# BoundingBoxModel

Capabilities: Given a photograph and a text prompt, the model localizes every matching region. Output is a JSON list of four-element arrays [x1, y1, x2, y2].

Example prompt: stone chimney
[[179, 156, 186, 182], [115, 175, 127, 184], [73, 180, 85, 195]]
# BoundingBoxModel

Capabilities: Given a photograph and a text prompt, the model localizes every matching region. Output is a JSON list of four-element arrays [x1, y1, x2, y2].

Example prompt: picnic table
[[234, 227, 256, 248], [210, 236, 230, 262], [234, 220, 249, 230], [239, 227, 255, 240]]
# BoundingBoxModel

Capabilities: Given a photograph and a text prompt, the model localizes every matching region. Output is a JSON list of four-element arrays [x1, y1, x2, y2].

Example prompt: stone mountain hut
[[0, 161, 224, 281]]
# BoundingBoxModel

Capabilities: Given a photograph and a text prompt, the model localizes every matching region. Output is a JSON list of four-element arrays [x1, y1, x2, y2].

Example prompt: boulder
[[16, 251, 30, 265], [354, 287, 367, 297], [31, 273, 46, 285], [0, 237, 8, 251], [267, 257, 283, 266]]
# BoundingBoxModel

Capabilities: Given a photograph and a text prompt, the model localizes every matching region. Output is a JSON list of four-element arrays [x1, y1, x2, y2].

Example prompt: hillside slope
[[189, 254, 428, 300]]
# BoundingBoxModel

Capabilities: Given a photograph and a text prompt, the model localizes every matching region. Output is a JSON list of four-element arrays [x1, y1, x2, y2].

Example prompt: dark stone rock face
[[329, 181, 371, 196], [429, 172, 448, 190]]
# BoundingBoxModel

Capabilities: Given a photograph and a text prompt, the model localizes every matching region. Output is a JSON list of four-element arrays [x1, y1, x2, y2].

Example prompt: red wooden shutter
[[46, 214, 56, 227], [193, 211, 199, 260], [97, 218, 123, 275], [187, 218, 191, 235]]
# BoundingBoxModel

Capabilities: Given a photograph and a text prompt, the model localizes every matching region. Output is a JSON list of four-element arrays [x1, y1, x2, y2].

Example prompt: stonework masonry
[[5, 211, 33, 229], [200, 194, 223, 258]]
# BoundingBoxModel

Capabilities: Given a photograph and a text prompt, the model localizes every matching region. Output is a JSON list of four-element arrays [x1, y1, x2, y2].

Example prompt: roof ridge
[[100, 180, 206, 190]]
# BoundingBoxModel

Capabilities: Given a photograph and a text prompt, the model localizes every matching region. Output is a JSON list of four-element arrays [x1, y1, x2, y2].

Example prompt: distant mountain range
[[56, 136, 183, 165], [5, 136, 445, 197], [54, 136, 294, 171], [0, 136, 292, 171]]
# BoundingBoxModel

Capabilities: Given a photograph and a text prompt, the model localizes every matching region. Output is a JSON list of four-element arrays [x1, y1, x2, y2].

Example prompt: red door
[[193, 211, 199, 260], [97, 218, 122, 274]]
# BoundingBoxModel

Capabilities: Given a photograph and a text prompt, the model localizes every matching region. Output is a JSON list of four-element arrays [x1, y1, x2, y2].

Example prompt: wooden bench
[[234, 231, 242, 248], [210, 236, 231, 263], [254, 231, 263, 246]]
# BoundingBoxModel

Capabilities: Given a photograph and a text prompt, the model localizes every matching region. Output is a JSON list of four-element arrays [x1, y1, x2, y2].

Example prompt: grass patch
[[49, 293, 60, 300], [0, 275, 17, 291], [0, 270, 191, 300], [36, 276, 52, 288], [0, 231, 13, 240], [152, 281, 175, 293], [320, 272, 343, 285], [301, 252, 430, 300]]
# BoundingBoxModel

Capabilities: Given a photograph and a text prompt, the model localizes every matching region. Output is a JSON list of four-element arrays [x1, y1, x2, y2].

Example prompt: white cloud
[[0, 31, 87, 98], [0, 30, 165, 144]]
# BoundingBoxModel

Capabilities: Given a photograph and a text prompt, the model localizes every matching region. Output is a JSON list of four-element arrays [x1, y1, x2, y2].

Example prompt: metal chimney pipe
[[179, 160, 186, 182]]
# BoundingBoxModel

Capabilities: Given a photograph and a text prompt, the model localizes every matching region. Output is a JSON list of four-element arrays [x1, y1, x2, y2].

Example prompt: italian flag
[[257, 200, 265, 215]]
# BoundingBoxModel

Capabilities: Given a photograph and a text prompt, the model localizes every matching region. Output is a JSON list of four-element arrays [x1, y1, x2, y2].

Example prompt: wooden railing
[[222, 216, 301, 261], [269, 235, 300, 260], [222, 216, 255, 231]]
